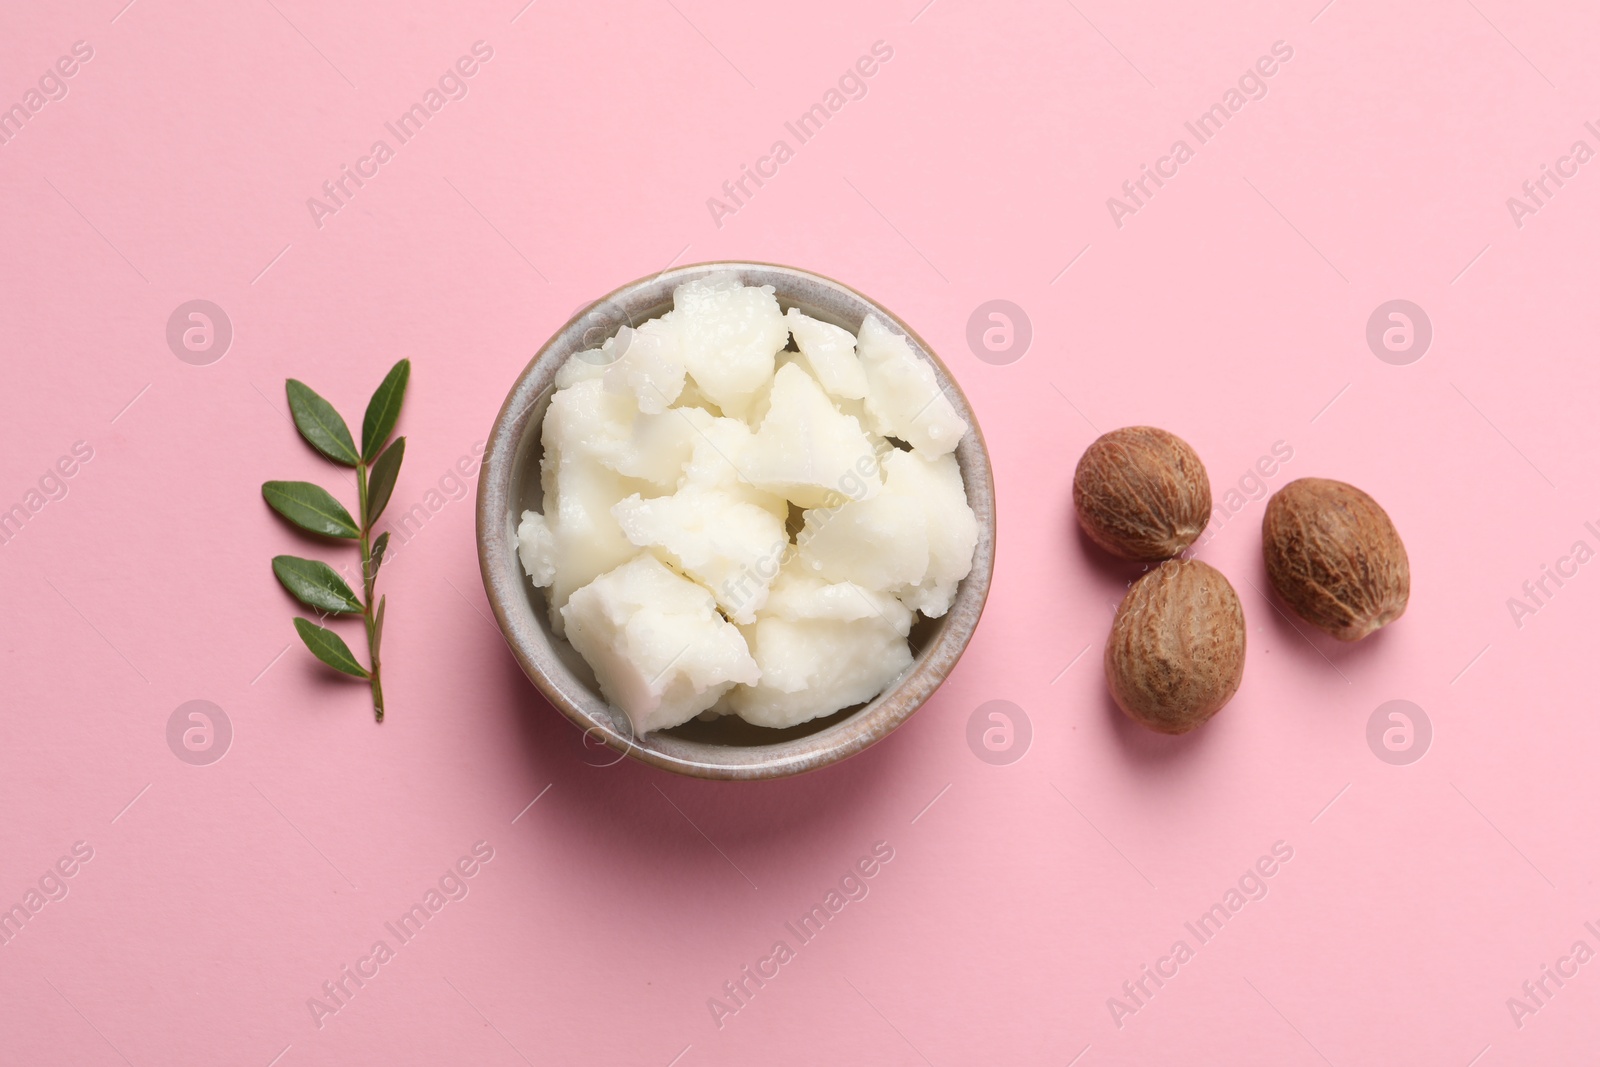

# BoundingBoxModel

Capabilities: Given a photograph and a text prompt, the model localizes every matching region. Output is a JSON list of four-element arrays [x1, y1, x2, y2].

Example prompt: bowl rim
[[475, 260, 995, 779]]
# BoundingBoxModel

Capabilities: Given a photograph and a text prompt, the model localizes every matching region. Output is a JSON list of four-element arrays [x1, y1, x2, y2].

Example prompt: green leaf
[[263, 481, 359, 539], [286, 380, 359, 466], [362, 360, 411, 461], [293, 617, 369, 678], [370, 531, 390, 581], [366, 437, 405, 523], [372, 595, 387, 661], [273, 555, 363, 615]]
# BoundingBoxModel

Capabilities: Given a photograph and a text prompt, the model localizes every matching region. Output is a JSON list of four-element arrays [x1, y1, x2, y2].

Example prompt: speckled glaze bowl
[[476, 262, 995, 779]]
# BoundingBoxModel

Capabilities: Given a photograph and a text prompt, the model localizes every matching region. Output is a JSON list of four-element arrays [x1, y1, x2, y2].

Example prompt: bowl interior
[[479, 263, 994, 778]]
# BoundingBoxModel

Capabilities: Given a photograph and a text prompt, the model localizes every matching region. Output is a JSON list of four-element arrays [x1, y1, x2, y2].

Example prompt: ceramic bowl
[[475, 262, 995, 779]]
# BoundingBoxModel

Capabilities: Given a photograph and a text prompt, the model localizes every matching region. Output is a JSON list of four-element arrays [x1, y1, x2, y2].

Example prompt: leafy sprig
[[263, 360, 410, 721]]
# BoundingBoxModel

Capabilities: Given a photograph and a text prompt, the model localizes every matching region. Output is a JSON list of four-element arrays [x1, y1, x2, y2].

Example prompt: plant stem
[[356, 460, 384, 722]]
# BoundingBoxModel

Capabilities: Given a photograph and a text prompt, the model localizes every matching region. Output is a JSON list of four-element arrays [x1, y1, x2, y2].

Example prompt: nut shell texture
[[1074, 427, 1212, 560], [1105, 559, 1246, 734], [1262, 477, 1409, 641]]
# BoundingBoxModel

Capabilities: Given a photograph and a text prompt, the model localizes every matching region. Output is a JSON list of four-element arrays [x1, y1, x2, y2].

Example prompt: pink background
[[3, 0, 1598, 1063]]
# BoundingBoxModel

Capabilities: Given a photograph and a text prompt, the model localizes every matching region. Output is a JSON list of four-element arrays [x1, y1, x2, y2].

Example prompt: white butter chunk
[[727, 566, 913, 728], [670, 272, 788, 418], [561, 554, 759, 735], [856, 314, 969, 457], [785, 307, 868, 400], [612, 486, 787, 624], [795, 449, 975, 616], [602, 317, 686, 414], [744, 363, 881, 509]]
